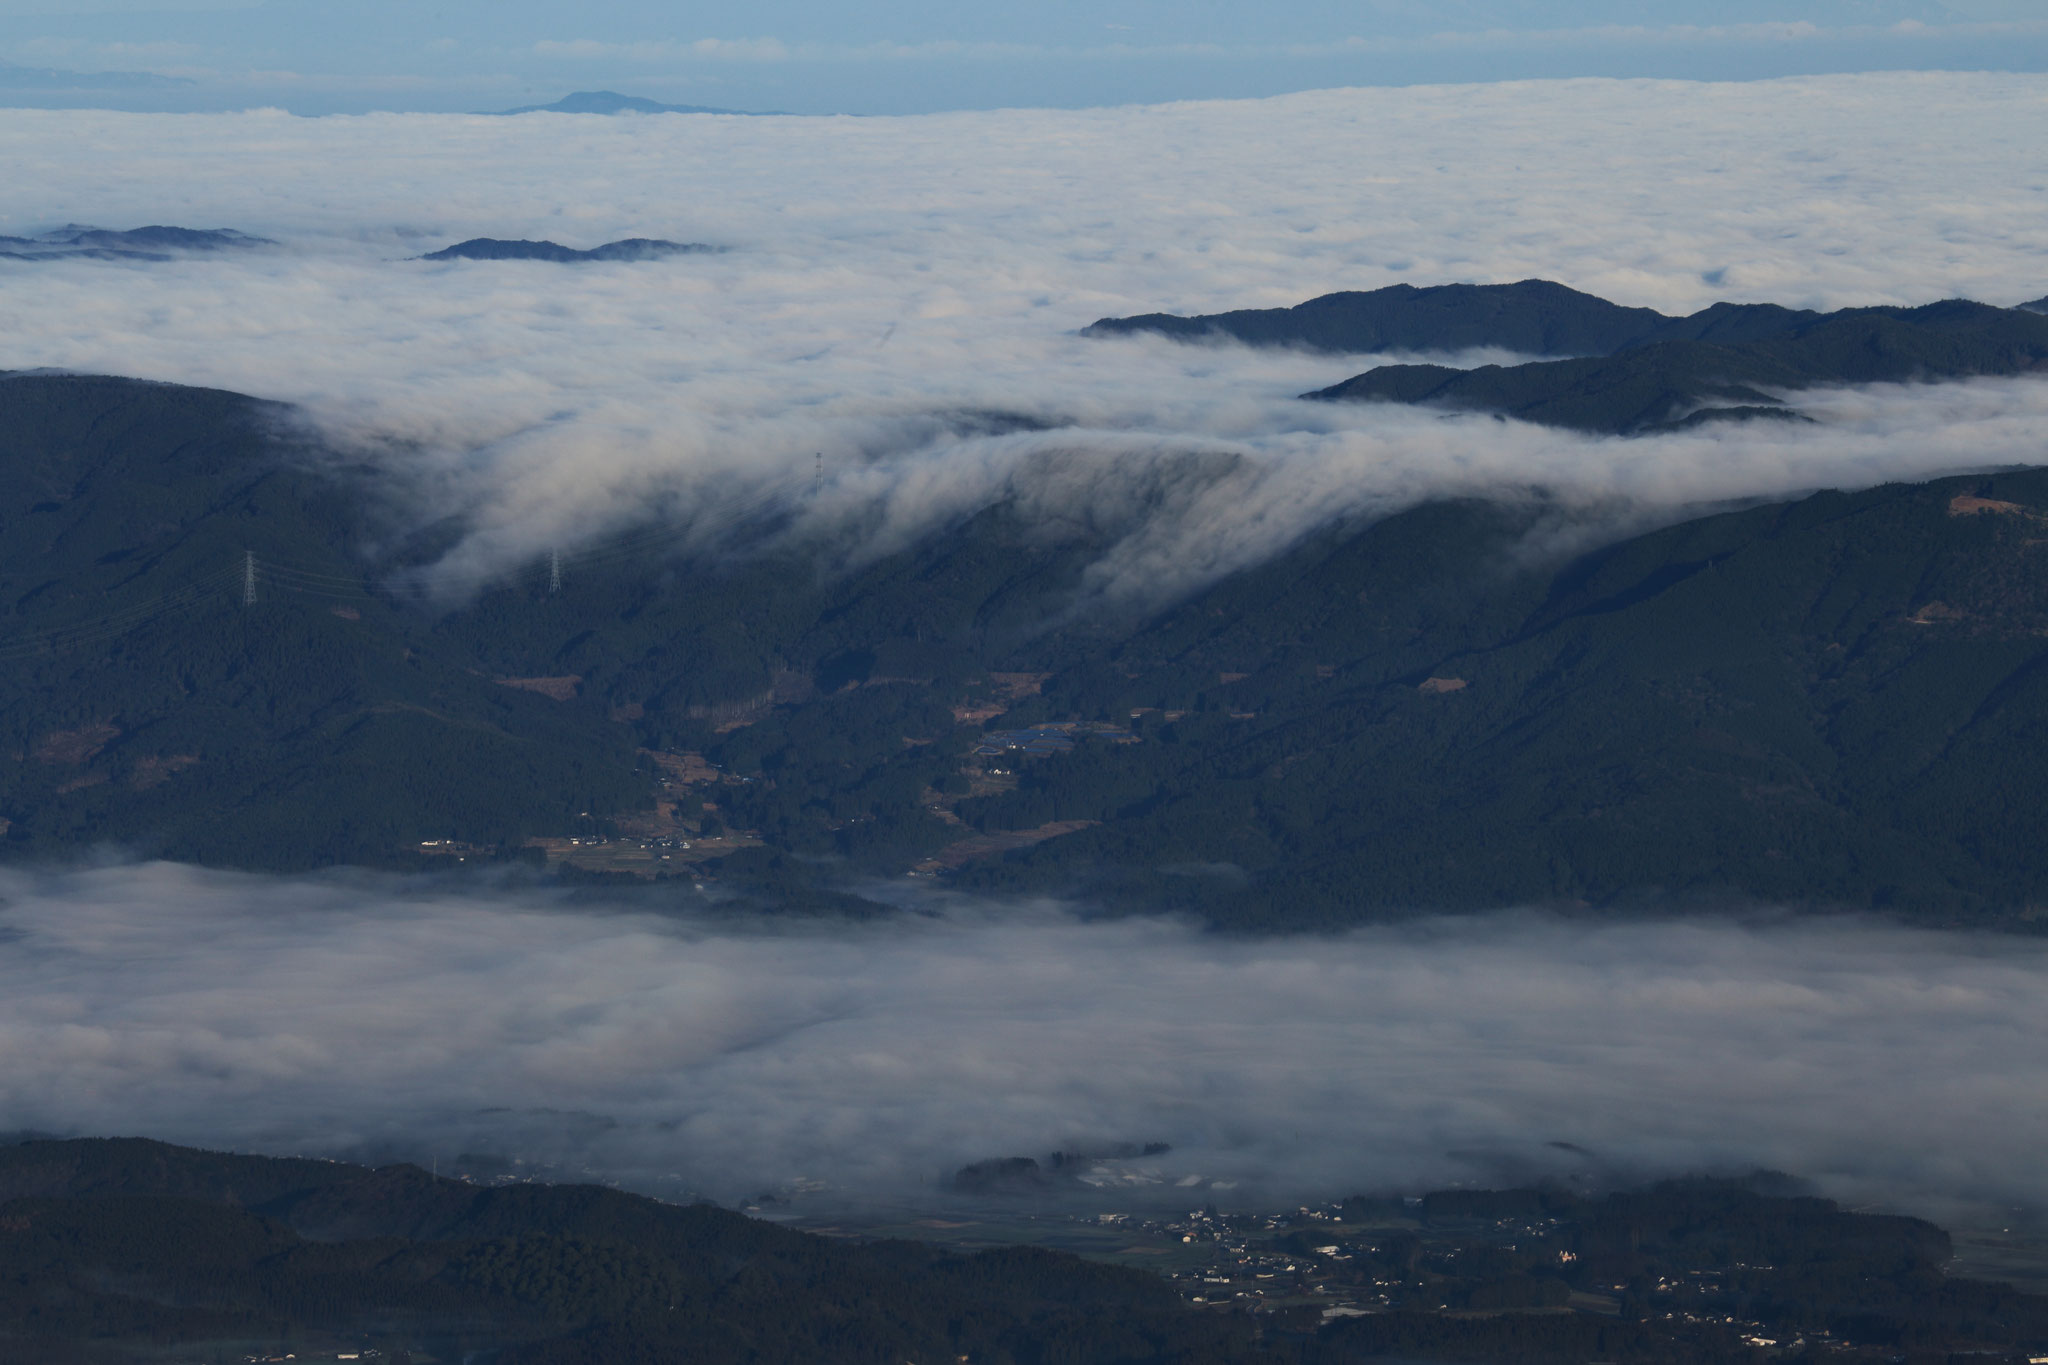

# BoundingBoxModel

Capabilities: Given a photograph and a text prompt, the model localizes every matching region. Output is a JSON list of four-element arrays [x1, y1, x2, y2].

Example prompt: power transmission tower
[[813, 451, 823, 498], [549, 548, 562, 595], [242, 550, 257, 605]]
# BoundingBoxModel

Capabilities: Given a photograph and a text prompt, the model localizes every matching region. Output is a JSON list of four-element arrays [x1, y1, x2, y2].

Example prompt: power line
[[0, 469, 820, 661], [0, 565, 243, 663]]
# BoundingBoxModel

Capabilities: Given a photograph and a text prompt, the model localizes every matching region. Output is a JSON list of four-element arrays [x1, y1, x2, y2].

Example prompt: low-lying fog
[[3, 74, 2047, 606], [3, 862, 2042, 1219]]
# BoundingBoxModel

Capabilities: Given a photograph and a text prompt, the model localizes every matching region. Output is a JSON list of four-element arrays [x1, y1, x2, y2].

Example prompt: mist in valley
[[0, 862, 2042, 1223]]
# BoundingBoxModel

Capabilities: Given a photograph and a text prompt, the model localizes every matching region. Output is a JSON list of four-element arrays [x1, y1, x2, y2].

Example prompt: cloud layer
[[0, 75, 2045, 605], [0, 82, 2043, 1231], [2, 862, 2046, 1218]]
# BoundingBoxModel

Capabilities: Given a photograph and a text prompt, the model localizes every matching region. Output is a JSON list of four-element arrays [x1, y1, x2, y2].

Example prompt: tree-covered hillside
[[950, 473, 2048, 924], [0, 1137, 1263, 1365], [5, 372, 2048, 923], [5, 1138, 2046, 1365], [0, 374, 645, 869], [1305, 301, 2048, 434], [1088, 281, 2048, 435]]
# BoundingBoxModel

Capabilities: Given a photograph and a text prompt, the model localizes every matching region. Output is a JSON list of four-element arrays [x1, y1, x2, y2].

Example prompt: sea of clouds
[[0, 72, 2045, 604], [3, 75, 2048, 1215], [1, 862, 2045, 1218]]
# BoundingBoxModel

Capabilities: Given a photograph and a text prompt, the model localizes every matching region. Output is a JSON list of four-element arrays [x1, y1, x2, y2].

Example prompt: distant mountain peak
[[418, 237, 720, 263], [1091, 279, 2048, 436], [1085, 280, 1676, 357], [0, 225, 273, 263], [486, 90, 782, 116], [1295, 292, 2048, 434]]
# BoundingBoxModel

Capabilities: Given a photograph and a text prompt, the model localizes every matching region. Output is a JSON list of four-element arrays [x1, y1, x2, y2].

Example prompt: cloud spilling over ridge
[[2, 862, 2046, 1215], [0, 75, 2047, 602]]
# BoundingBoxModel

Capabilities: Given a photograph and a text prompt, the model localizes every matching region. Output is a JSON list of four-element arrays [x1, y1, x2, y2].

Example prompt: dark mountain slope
[[1083, 280, 1672, 355], [8, 373, 2048, 920], [420, 237, 717, 262], [946, 469, 2048, 923], [1087, 280, 2048, 435], [1305, 299, 2048, 433], [0, 373, 644, 869], [0, 374, 1128, 874], [6, 1138, 2047, 1365], [0, 1138, 1260, 1365], [1083, 279, 1846, 357]]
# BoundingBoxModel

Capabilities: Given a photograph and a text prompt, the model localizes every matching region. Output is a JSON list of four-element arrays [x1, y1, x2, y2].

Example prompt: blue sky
[[2, 0, 2047, 113]]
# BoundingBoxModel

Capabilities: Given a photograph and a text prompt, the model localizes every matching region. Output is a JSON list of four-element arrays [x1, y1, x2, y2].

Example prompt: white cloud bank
[[0, 73, 2045, 603], [2, 862, 2045, 1216], [1, 80, 2044, 1222]]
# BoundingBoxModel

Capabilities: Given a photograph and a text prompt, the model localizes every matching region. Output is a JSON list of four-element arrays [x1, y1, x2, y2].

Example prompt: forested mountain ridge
[[1085, 278, 2047, 359], [0, 225, 271, 262], [1304, 299, 2048, 434], [1082, 280, 1681, 355], [419, 237, 717, 262], [6, 371, 2048, 922], [947, 472, 2048, 923], [4, 1137, 2046, 1365], [0, 372, 645, 869], [1087, 281, 2048, 435], [0, 1137, 1258, 1364]]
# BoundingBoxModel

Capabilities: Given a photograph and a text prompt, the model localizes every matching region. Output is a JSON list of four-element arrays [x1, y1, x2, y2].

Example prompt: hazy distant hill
[[420, 236, 718, 263], [488, 89, 780, 116], [6, 371, 2048, 922], [0, 225, 271, 262]]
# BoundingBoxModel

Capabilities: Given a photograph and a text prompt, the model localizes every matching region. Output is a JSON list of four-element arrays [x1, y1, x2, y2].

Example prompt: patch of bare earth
[[1908, 601, 1968, 625], [688, 691, 773, 731], [129, 754, 199, 791], [953, 671, 1053, 724], [497, 675, 581, 701], [911, 819, 1096, 875], [988, 672, 1050, 698], [645, 749, 722, 785], [34, 723, 119, 765], [614, 803, 686, 838], [1949, 494, 2039, 517], [1419, 677, 1468, 694]]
